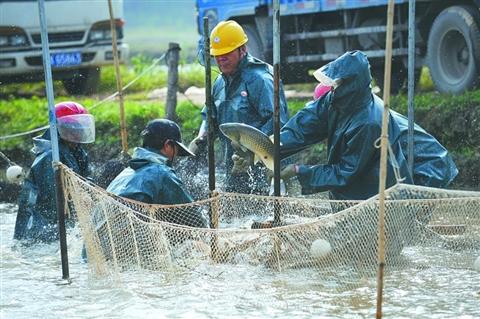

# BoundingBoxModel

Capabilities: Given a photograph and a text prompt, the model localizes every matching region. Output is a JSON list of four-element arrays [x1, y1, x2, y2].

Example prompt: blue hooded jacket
[[107, 147, 208, 228], [392, 110, 458, 187], [13, 130, 89, 242], [202, 53, 289, 178], [280, 51, 413, 200]]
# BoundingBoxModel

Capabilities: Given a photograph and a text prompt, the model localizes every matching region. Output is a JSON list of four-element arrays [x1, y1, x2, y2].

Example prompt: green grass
[[99, 55, 206, 93], [1, 56, 478, 188], [0, 60, 460, 154]]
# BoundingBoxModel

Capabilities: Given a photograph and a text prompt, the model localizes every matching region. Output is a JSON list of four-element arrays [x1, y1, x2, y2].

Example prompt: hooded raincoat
[[13, 131, 89, 242], [280, 51, 412, 200], [392, 110, 458, 187], [201, 53, 289, 193], [107, 147, 208, 228]]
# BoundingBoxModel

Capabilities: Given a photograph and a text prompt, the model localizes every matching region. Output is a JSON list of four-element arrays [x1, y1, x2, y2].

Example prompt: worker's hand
[[231, 152, 254, 175], [188, 136, 207, 155], [266, 164, 298, 182], [280, 164, 298, 180]]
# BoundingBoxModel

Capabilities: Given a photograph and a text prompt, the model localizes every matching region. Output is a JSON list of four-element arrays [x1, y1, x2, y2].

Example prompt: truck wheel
[[62, 67, 100, 96], [242, 24, 264, 61], [427, 5, 480, 94]]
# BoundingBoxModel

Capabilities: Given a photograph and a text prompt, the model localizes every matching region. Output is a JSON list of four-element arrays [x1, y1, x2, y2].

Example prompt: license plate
[[50, 52, 82, 67]]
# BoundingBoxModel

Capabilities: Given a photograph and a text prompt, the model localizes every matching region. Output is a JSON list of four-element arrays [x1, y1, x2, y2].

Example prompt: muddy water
[[1, 203, 479, 318]]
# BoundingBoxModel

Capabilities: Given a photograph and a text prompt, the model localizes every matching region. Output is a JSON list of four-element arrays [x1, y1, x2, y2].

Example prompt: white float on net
[[6, 165, 24, 183], [310, 239, 332, 259]]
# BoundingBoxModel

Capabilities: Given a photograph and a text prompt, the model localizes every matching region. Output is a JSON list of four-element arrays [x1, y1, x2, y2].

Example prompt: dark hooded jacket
[[201, 53, 289, 193], [13, 130, 89, 242], [107, 147, 208, 228], [392, 110, 458, 187], [280, 51, 412, 200]]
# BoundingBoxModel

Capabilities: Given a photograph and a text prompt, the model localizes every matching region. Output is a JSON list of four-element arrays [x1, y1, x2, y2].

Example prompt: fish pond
[[1, 203, 479, 318]]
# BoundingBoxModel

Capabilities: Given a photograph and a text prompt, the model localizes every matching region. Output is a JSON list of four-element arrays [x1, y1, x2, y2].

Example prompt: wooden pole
[[376, 0, 395, 318], [272, 0, 281, 226], [107, 0, 128, 154], [166, 42, 181, 120], [38, 0, 69, 280]]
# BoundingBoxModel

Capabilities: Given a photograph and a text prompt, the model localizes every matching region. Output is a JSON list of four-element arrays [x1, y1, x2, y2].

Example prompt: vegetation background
[[124, 0, 199, 61]]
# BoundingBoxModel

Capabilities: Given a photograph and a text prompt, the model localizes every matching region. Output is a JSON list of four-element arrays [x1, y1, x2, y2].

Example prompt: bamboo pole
[[107, 0, 128, 154], [272, 0, 281, 226], [376, 0, 395, 318], [37, 0, 69, 280]]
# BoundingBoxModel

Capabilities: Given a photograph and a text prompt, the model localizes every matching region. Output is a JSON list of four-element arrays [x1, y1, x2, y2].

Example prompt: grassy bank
[[0, 59, 478, 190]]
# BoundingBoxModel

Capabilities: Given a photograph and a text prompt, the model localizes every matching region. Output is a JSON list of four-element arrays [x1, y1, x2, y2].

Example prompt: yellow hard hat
[[210, 20, 248, 56]]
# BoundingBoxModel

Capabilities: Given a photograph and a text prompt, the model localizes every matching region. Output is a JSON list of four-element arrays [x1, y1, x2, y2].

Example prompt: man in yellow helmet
[[189, 20, 289, 194]]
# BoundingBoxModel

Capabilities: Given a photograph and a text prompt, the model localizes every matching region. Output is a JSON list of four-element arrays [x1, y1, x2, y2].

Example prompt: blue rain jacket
[[13, 131, 89, 242], [201, 53, 289, 192], [107, 147, 208, 228], [280, 51, 413, 200], [392, 110, 458, 187]]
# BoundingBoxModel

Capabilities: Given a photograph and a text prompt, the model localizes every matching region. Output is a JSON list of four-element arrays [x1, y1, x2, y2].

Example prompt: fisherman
[[13, 101, 95, 243], [313, 83, 458, 188], [277, 51, 414, 200], [188, 20, 289, 194], [107, 119, 208, 228]]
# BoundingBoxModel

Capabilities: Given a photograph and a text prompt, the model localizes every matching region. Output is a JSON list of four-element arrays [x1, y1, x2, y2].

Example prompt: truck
[[196, 0, 480, 94], [0, 0, 129, 95]]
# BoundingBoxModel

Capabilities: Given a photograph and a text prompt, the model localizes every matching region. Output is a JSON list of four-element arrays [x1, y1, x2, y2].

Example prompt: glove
[[280, 164, 298, 180], [231, 152, 254, 175], [188, 136, 207, 155], [230, 140, 255, 175], [266, 164, 298, 182]]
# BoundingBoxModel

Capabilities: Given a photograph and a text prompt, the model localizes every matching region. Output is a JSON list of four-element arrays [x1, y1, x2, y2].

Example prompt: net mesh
[[61, 164, 480, 286]]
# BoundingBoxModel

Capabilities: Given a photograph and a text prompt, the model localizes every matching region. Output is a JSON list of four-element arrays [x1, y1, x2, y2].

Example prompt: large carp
[[219, 122, 275, 171], [219, 122, 302, 196]]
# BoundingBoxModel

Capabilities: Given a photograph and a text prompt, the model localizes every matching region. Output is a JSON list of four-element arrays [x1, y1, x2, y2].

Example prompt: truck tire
[[427, 5, 480, 94], [242, 24, 264, 61], [62, 67, 100, 96]]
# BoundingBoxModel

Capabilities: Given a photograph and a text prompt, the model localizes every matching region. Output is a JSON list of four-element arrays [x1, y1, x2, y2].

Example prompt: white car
[[0, 0, 129, 95]]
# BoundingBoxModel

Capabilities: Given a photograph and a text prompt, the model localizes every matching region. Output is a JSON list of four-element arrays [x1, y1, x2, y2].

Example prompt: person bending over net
[[107, 119, 209, 228]]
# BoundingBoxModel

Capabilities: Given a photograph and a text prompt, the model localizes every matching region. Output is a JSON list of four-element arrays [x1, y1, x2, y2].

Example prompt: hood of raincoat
[[317, 51, 373, 111], [31, 130, 53, 156], [30, 130, 89, 175], [31, 129, 85, 157], [106, 147, 208, 227], [128, 147, 171, 170], [235, 53, 272, 77]]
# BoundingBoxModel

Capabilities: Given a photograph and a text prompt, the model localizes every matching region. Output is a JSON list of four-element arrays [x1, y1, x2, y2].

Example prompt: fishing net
[[61, 164, 480, 287]]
